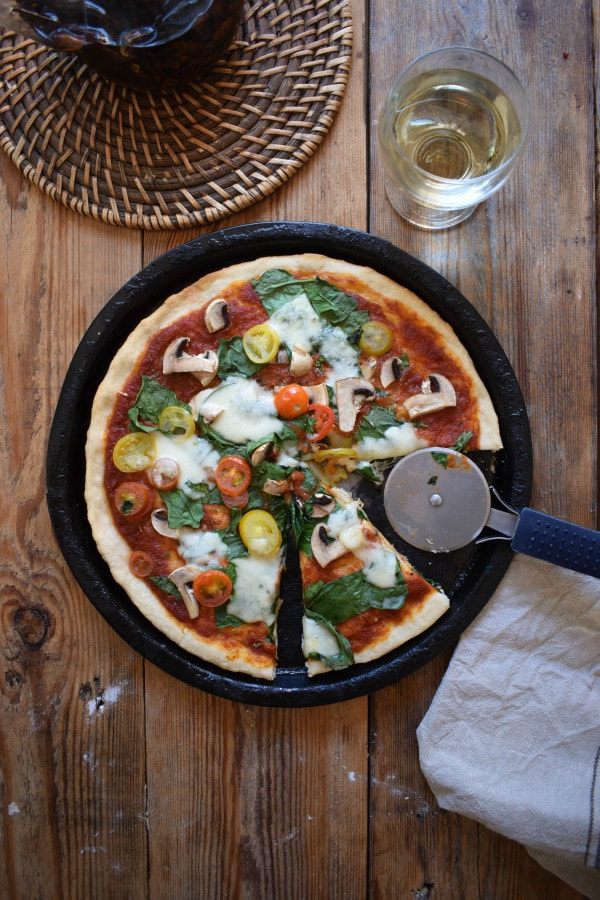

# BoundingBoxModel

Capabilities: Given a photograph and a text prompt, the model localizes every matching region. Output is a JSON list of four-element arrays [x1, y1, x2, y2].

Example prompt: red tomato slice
[[114, 482, 152, 520], [274, 384, 309, 419], [192, 570, 233, 607], [129, 551, 154, 577], [306, 403, 335, 442], [221, 489, 249, 510], [215, 455, 252, 497]]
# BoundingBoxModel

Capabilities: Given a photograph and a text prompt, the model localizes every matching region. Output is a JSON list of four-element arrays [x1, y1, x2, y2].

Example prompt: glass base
[[384, 180, 478, 230]]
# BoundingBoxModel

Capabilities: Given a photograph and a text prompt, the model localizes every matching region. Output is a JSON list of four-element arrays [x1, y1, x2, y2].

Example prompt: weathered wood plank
[[0, 155, 149, 899], [368, 1, 594, 898]]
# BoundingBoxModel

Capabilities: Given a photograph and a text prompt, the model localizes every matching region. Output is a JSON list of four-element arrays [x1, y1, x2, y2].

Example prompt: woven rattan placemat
[[0, 2, 352, 230]]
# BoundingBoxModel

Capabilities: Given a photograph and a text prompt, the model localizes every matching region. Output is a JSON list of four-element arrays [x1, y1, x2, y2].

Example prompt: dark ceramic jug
[[0, 0, 245, 89]]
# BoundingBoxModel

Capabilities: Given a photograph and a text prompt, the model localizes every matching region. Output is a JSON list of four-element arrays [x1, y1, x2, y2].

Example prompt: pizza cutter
[[383, 448, 600, 578]]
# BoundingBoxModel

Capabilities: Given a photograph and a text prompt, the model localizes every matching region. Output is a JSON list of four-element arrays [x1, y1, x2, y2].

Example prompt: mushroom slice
[[310, 523, 347, 568], [305, 383, 329, 406], [151, 509, 180, 539], [163, 338, 218, 382], [198, 402, 224, 424], [380, 356, 406, 389], [289, 346, 313, 377], [335, 377, 376, 433], [204, 298, 228, 333], [249, 441, 274, 466], [168, 565, 202, 619], [404, 374, 457, 420], [311, 492, 336, 519], [263, 479, 290, 495]]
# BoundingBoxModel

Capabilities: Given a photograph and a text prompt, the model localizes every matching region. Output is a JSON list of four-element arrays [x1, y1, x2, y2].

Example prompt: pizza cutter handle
[[512, 508, 600, 578]]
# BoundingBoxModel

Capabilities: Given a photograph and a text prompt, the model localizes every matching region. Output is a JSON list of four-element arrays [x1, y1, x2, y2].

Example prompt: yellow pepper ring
[[242, 323, 281, 364], [312, 447, 359, 461]]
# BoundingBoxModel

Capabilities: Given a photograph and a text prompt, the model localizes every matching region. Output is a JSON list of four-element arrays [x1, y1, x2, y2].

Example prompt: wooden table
[[1, 1, 595, 897]]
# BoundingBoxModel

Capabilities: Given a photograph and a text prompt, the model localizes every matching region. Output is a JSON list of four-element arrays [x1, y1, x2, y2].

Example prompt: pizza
[[85, 254, 502, 681]]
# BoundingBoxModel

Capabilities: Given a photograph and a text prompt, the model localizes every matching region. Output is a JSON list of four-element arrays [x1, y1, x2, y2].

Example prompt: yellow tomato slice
[[112, 432, 157, 472], [359, 321, 394, 356], [239, 510, 282, 557], [242, 324, 280, 364], [158, 406, 196, 441]]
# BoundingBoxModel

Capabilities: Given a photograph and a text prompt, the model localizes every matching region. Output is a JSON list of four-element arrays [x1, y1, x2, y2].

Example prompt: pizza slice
[[293, 485, 449, 675]]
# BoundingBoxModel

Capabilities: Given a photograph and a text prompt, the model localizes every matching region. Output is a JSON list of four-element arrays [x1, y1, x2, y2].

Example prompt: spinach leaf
[[197, 420, 244, 455], [304, 278, 369, 336], [252, 269, 307, 314], [150, 575, 182, 598], [304, 609, 354, 670], [304, 566, 407, 625], [185, 481, 222, 503], [159, 489, 204, 529], [128, 375, 190, 432], [431, 451, 449, 468], [355, 405, 402, 442], [217, 336, 261, 379], [214, 607, 247, 629], [453, 430, 474, 452]]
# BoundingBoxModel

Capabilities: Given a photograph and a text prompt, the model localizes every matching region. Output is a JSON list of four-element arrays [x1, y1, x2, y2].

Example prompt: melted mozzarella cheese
[[302, 615, 339, 659], [355, 423, 428, 460], [193, 377, 284, 444], [319, 325, 360, 382], [267, 293, 323, 351], [226, 553, 283, 626], [324, 502, 399, 589], [153, 433, 219, 493], [178, 530, 229, 567]]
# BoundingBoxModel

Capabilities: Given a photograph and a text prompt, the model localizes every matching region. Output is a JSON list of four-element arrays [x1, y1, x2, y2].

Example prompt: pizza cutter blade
[[383, 448, 600, 578]]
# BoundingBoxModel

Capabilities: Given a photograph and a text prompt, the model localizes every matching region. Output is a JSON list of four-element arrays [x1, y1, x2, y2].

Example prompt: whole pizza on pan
[[85, 254, 502, 681]]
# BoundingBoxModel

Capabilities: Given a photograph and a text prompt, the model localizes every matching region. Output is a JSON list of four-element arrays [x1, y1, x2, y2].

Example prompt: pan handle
[[512, 509, 600, 578]]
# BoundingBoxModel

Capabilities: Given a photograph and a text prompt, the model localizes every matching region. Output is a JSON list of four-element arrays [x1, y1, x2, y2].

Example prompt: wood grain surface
[[0, 0, 595, 898]]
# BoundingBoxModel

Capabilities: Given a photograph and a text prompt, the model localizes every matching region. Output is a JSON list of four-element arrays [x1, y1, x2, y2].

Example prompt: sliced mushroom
[[163, 338, 218, 385], [168, 565, 202, 619], [311, 523, 347, 568], [404, 374, 457, 420], [335, 377, 376, 433], [305, 383, 329, 406], [276, 349, 289, 364], [311, 492, 337, 519], [204, 298, 228, 333], [262, 479, 290, 495], [289, 346, 313, 377], [151, 509, 180, 539], [198, 402, 224, 424], [248, 441, 273, 466], [380, 356, 406, 389]]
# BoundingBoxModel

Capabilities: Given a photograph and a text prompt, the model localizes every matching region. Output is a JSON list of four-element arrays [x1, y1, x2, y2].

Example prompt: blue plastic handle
[[512, 508, 600, 578]]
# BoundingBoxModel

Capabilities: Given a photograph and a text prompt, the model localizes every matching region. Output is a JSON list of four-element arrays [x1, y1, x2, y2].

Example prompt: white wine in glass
[[378, 48, 528, 229]]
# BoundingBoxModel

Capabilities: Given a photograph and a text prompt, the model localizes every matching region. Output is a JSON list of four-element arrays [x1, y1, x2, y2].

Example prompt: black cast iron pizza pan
[[46, 222, 532, 707]]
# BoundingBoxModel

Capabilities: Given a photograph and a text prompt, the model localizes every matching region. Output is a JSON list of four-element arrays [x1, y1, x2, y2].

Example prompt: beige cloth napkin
[[417, 555, 600, 898]]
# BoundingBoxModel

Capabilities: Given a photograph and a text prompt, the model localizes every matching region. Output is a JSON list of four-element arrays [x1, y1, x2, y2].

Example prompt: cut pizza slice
[[293, 484, 450, 675]]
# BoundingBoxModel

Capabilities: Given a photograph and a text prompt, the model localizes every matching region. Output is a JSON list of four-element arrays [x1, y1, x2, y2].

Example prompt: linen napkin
[[416, 554, 600, 899]]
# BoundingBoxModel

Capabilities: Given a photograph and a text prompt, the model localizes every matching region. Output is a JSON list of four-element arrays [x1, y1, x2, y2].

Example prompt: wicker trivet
[[0, 2, 352, 230]]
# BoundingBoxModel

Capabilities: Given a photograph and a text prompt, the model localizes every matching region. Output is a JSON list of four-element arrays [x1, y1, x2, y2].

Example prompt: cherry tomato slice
[[274, 384, 309, 419], [158, 406, 196, 441], [129, 551, 154, 577], [359, 321, 394, 356], [192, 570, 233, 607], [239, 510, 282, 557], [306, 404, 335, 442], [221, 490, 249, 510], [114, 482, 153, 519], [149, 457, 180, 491], [242, 324, 281, 364], [112, 432, 157, 472], [215, 455, 252, 497]]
